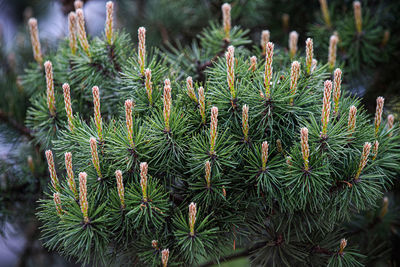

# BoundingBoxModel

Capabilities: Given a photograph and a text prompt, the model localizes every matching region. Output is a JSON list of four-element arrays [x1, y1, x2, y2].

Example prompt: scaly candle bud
[[63, 83, 74, 131], [138, 27, 146, 75], [261, 141, 269, 171], [205, 161, 211, 188], [319, 0, 332, 28], [321, 80, 333, 136], [161, 249, 169, 267], [152, 240, 158, 249], [145, 68, 153, 105], [225, 46, 235, 99], [186, 76, 197, 102], [305, 38, 313, 74], [348, 105, 357, 136], [92, 86, 103, 141], [210, 107, 218, 154], [115, 170, 125, 208], [333, 68, 342, 115], [328, 35, 338, 69], [282, 14, 289, 32], [74, 0, 83, 10], [79, 172, 89, 223], [242, 105, 249, 141], [53, 192, 63, 216], [380, 196, 389, 218], [387, 114, 394, 137], [339, 238, 347, 254], [286, 156, 292, 166], [289, 61, 300, 105], [76, 9, 90, 57], [355, 142, 371, 180], [311, 59, 318, 73], [374, 97, 384, 137], [90, 137, 102, 178], [189, 202, 197, 236], [163, 80, 172, 132], [372, 140, 379, 160], [381, 30, 390, 47], [261, 30, 270, 55], [198, 87, 206, 124], [140, 162, 148, 202], [105, 1, 114, 45], [27, 156, 35, 174], [44, 61, 56, 116], [264, 42, 274, 99], [222, 3, 231, 39], [301, 128, 310, 171], [28, 18, 43, 65], [125, 99, 134, 148], [65, 152, 77, 199], [276, 139, 283, 153], [249, 56, 257, 72], [353, 1, 362, 34], [289, 31, 298, 60], [68, 12, 77, 54], [45, 150, 59, 191], [334, 31, 339, 39]]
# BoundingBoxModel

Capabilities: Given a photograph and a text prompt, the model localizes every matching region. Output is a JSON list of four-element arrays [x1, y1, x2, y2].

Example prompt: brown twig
[[311, 245, 334, 256], [196, 39, 230, 82]]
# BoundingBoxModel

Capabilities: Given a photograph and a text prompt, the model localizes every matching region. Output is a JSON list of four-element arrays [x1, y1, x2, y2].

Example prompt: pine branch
[[311, 245, 334, 256], [22, 2, 400, 266], [107, 44, 122, 73], [196, 39, 230, 82]]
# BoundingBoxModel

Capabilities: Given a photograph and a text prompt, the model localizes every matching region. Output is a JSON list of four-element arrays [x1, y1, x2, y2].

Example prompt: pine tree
[[20, 1, 400, 266]]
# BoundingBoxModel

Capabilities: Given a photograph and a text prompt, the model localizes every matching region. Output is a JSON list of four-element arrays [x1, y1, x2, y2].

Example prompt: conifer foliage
[[309, 0, 391, 74], [24, 1, 400, 266]]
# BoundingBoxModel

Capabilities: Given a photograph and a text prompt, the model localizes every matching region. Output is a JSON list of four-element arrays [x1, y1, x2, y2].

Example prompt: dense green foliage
[[14, 1, 400, 266]]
